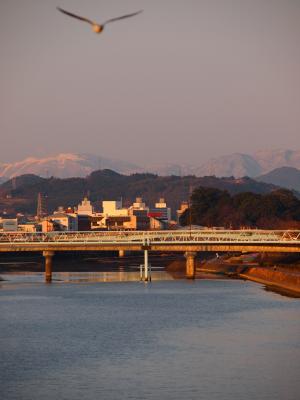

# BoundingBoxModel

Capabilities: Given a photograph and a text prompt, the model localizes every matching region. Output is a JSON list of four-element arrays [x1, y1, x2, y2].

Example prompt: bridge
[[1, 230, 300, 282]]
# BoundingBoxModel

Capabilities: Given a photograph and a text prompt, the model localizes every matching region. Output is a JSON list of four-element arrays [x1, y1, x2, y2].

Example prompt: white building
[[130, 197, 148, 211], [102, 200, 128, 217], [77, 197, 94, 216], [100, 200, 128, 229], [128, 197, 149, 217]]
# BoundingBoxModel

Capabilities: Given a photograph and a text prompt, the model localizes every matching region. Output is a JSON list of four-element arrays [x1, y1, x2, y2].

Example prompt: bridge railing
[[0, 230, 300, 244]]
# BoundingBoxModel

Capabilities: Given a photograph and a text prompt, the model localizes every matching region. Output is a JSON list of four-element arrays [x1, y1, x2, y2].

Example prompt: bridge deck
[[0, 230, 300, 253]]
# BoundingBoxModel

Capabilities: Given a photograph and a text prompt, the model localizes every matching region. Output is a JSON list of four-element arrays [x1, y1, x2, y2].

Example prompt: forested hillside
[[0, 170, 277, 215]]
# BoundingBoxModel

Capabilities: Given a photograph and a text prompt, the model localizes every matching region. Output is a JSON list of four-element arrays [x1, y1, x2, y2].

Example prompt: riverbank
[[198, 254, 300, 297], [239, 267, 300, 296]]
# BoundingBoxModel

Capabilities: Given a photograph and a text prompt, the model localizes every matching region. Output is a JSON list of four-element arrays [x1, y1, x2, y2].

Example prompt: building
[[49, 208, 78, 231], [132, 210, 149, 230], [128, 197, 150, 230], [100, 200, 128, 229], [149, 217, 168, 230], [41, 220, 55, 233], [77, 197, 94, 216], [128, 197, 149, 213], [102, 200, 128, 217], [100, 197, 152, 230], [149, 198, 171, 223], [90, 215, 105, 230], [1, 218, 18, 232], [77, 215, 91, 231], [106, 216, 132, 230], [76, 197, 96, 230], [18, 223, 38, 233]]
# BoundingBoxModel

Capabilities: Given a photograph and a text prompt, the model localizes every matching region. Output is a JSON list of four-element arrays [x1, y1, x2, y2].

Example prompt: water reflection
[[55, 271, 173, 283], [0, 270, 173, 284]]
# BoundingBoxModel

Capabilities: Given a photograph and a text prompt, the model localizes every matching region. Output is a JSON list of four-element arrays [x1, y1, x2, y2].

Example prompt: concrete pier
[[259, 252, 266, 266], [185, 251, 197, 279], [43, 251, 55, 283], [119, 250, 125, 257], [144, 249, 149, 281]]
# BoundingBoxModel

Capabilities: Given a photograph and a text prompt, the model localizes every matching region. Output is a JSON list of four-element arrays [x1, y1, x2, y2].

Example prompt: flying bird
[[57, 7, 143, 34]]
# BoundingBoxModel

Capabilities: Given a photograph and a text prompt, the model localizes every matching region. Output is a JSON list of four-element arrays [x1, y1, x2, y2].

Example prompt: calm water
[[0, 277, 300, 400]]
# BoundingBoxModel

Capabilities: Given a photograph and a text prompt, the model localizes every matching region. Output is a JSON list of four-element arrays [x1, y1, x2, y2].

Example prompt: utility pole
[[188, 183, 193, 239]]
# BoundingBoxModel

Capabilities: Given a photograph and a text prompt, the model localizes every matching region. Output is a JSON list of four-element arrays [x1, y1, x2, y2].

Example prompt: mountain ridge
[[1, 149, 300, 181]]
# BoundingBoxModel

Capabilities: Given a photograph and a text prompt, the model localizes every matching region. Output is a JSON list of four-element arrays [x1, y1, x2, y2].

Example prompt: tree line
[[180, 187, 300, 229]]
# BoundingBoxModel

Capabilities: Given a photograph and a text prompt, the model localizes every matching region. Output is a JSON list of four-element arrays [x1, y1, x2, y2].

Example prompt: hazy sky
[[1, 0, 299, 165]]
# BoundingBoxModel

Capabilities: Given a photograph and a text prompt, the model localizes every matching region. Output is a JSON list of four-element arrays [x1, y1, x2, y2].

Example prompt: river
[[0, 276, 299, 400]]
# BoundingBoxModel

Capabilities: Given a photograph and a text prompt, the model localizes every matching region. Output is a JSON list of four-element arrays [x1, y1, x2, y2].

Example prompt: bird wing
[[104, 10, 143, 25], [57, 7, 94, 25]]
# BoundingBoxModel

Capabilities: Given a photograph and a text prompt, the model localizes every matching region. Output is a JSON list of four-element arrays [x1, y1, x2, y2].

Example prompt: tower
[[36, 192, 47, 220]]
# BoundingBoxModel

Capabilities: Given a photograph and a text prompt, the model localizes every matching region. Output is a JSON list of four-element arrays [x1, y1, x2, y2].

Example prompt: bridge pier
[[259, 252, 266, 266], [43, 251, 55, 283], [185, 251, 197, 279], [144, 249, 149, 281], [119, 250, 125, 257]]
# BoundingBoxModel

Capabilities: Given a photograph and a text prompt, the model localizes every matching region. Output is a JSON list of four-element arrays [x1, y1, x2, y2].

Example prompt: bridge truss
[[0, 230, 300, 245]]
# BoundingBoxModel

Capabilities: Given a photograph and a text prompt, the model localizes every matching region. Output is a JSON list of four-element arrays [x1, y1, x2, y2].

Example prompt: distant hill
[[195, 153, 262, 177], [196, 149, 300, 178], [253, 149, 300, 173], [256, 167, 300, 192], [0, 170, 278, 216], [0, 174, 45, 190]]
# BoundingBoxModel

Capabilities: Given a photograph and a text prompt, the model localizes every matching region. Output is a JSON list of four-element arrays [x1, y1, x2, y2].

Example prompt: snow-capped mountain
[[1, 149, 300, 181], [0, 154, 196, 180], [0, 153, 144, 180]]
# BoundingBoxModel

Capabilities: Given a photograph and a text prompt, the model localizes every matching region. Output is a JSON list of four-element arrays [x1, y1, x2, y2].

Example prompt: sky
[[1, 0, 299, 165]]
